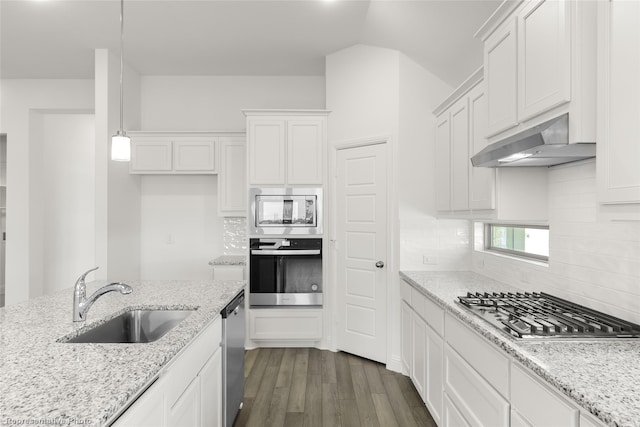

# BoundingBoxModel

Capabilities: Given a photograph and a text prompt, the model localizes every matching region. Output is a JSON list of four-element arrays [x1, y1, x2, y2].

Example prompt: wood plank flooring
[[233, 348, 437, 427]]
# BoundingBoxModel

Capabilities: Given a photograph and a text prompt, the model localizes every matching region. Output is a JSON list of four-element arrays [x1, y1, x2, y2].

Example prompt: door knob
[[375, 261, 385, 268]]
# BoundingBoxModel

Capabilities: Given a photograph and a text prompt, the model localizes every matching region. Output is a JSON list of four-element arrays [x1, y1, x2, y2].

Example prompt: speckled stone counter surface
[[400, 271, 640, 427], [208, 255, 246, 266], [0, 279, 245, 426]]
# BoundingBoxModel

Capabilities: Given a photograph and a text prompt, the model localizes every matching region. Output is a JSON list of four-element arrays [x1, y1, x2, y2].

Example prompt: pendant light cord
[[119, 0, 125, 134]]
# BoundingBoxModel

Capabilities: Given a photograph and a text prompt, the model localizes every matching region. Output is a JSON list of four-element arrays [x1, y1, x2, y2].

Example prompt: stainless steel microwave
[[249, 188, 322, 235]]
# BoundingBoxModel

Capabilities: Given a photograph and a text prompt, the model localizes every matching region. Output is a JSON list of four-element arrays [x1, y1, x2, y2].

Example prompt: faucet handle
[[76, 266, 99, 287]]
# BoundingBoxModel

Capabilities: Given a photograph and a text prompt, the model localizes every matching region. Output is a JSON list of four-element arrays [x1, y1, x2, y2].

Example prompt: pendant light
[[111, 0, 130, 161]]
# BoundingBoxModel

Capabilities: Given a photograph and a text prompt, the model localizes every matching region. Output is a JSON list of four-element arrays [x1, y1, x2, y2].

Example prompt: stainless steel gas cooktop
[[456, 292, 640, 339]]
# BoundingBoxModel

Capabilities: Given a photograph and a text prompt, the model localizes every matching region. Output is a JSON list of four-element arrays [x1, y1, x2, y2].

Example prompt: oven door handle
[[251, 249, 321, 256]]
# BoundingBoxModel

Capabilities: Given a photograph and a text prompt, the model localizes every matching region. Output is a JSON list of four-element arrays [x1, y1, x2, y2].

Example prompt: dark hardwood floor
[[233, 348, 437, 427]]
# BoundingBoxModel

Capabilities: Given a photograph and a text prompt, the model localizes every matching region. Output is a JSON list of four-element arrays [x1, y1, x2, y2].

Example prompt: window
[[485, 224, 549, 261]]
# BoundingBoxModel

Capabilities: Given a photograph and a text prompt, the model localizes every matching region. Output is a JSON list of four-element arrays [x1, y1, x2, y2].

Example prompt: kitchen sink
[[63, 308, 197, 343]]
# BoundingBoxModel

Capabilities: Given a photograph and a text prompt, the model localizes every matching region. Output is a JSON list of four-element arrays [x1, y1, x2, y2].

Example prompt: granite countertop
[[208, 255, 246, 266], [0, 279, 245, 426], [400, 271, 640, 427]]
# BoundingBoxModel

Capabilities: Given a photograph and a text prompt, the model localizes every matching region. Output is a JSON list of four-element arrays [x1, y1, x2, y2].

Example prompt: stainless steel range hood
[[470, 114, 595, 167]]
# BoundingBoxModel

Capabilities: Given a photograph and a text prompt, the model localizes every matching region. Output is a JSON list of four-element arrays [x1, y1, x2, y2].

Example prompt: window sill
[[475, 247, 549, 268]]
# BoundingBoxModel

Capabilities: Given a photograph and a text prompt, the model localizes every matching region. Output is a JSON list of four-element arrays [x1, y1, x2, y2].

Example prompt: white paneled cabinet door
[[435, 113, 451, 212], [425, 324, 443, 425], [468, 83, 495, 210], [131, 138, 172, 173], [411, 312, 426, 399], [336, 143, 388, 363], [485, 18, 518, 136], [517, 0, 571, 121], [218, 138, 247, 216], [248, 120, 286, 185], [173, 138, 216, 172], [287, 119, 323, 185], [200, 347, 222, 427], [597, 0, 640, 204], [401, 300, 412, 375], [443, 392, 471, 427], [450, 98, 470, 211], [167, 377, 201, 427], [112, 378, 166, 427]]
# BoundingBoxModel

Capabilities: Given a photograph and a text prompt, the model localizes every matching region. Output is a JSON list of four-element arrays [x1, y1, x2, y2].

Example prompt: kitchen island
[[0, 279, 245, 426], [401, 271, 640, 427]]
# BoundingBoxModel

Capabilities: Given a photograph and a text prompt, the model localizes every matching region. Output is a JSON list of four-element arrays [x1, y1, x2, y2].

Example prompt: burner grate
[[457, 292, 640, 339]]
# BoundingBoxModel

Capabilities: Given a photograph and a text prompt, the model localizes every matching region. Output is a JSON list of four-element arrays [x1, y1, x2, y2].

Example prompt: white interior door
[[336, 142, 388, 363]]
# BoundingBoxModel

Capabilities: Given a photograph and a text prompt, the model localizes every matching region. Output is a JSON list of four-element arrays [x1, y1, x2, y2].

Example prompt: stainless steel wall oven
[[249, 238, 322, 306]]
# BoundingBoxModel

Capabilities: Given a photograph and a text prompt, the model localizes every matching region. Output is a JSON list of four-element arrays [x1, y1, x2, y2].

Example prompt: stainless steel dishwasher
[[222, 290, 245, 427]]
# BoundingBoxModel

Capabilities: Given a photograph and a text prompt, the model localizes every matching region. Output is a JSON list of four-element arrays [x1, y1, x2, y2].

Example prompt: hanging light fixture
[[111, 0, 130, 161]]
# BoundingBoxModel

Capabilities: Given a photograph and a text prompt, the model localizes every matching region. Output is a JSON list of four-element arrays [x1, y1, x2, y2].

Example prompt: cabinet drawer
[[249, 308, 322, 340], [445, 313, 509, 397], [410, 287, 426, 316], [511, 363, 579, 426], [165, 316, 221, 407], [444, 345, 509, 427]]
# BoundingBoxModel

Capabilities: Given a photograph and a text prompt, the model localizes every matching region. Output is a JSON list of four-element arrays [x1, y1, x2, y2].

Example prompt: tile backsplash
[[223, 217, 247, 254], [472, 160, 640, 324], [401, 216, 470, 271]]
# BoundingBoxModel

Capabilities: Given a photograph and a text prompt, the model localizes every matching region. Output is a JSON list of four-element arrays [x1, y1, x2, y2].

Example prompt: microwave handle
[[251, 249, 321, 256]]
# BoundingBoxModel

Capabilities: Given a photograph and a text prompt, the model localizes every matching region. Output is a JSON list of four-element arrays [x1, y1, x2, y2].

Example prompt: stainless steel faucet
[[73, 266, 133, 322]]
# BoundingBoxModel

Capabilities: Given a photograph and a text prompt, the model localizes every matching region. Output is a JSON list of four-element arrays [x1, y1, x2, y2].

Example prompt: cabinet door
[[287, 119, 324, 185], [218, 138, 247, 216], [112, 378, 166, 427], [443, 392, 471, 427], [200, 347, 223, 427], [425, 324, 443, 425], [173, 138, 216, 173], [435, 113, 451, 212], [468, 84, 495, 210], [400, 301, 412, 375], [248, 120, 286, 185], [511, 363, 579, 427], [130, 138, 172, 173], [410, 311, 426, 399], [450, 98, 470, 211], [597, 0, 640, 204], [168, 377, 201, 427], [518, 0, 571, 121], [485, 17, 518, 136]]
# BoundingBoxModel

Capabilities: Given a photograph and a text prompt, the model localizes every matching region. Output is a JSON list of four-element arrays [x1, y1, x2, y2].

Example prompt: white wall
[[0, 79, 94, 304], [140, 76, 326, 130], [95, 49, 142, 282], [140, 175, 221, 280], [137, 75, 325, 279], [473, 159, 640, 324], [40, 113, 96, 294]]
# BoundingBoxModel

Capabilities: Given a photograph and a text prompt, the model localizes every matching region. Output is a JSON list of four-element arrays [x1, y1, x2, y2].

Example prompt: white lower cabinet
[[249, 308, 322, 341], [444, 344, 509, 426], [399, 277, 608, 427], [443, 392, 471, 427], [112, 316, 223, 427], [511, 363, 579, 427]]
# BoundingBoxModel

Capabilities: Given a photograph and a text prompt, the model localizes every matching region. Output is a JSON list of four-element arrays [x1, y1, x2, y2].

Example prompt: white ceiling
[[0, 0, 501, 87]]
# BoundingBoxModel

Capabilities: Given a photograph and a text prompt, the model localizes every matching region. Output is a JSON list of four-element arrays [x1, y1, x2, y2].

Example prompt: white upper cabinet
[[468, 84, 495, 210], [130, 133, 217, 174], [485, 17, 518, 136], [435, 113, 451, 212], [478, 0, 596, 143], [434, 69, 495, 214], [244, 110, 329, 186], [248, 120, 286, 185], [218, 136, 247, 217], [450, 97, 470, 211], [597, 0, 640, 205], [517, 0, 571, 122]]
